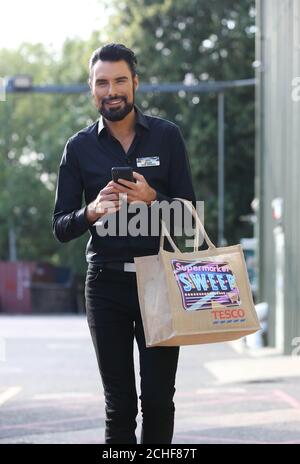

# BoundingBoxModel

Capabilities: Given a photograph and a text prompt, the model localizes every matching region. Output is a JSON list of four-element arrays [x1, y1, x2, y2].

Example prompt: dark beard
[[98, 96, 134, 122]]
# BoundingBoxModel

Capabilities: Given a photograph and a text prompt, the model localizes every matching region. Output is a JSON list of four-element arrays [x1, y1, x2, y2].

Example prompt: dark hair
[[89, 43, 137, 78]]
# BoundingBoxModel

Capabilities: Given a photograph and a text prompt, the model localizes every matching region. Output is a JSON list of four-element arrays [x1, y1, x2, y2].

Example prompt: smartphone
[[111, 166, 135, 185]]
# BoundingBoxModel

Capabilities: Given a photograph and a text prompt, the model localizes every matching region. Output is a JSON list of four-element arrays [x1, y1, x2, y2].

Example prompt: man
[[53, 43, 196, 444]]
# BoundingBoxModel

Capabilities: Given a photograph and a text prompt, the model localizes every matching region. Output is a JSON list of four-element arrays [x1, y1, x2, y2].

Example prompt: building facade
[[256, 0, 300, 354]]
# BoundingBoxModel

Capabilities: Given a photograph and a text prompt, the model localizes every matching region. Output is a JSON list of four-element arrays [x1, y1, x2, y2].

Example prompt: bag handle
[[174, 197, 216, 250], [159, 220, 180, 252], [159, 198, 216, 252]]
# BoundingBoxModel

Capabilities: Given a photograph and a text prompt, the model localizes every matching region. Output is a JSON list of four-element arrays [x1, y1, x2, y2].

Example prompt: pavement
[[0, 314, 300, 444]]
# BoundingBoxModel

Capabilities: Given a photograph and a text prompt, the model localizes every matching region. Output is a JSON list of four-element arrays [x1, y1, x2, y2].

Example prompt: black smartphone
[[111, 166, 135, 185]]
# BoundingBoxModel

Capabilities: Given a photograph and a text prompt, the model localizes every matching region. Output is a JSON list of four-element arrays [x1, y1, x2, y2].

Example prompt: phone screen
[[111, 167, 134, 184]]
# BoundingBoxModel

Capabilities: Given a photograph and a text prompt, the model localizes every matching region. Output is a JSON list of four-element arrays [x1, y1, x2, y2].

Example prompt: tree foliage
[[0, 1, 255, 273], [105, 0, 256, 244]]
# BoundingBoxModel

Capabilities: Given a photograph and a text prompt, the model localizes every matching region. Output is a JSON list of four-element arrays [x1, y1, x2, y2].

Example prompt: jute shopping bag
[[134, 198, 260, 347]]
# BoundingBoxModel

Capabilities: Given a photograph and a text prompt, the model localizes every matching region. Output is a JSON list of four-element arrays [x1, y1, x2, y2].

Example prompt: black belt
[[101, 262, 136, 272]]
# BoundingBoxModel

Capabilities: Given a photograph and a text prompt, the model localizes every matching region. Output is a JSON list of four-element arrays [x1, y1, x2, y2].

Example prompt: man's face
[[89, 59, 138, 122]]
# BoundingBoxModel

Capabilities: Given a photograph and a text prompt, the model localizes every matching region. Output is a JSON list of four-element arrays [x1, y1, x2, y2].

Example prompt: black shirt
[[52, 105, 196, 263]]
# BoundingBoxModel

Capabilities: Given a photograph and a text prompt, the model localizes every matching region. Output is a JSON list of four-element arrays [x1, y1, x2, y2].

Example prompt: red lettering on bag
[[212, 308, 245, 320]]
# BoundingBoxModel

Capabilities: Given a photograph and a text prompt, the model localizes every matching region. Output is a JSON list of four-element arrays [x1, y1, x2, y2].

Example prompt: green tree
[[102, 0, 256, 244], [0, 38, 101, 273], [0, 1, 256, 275]]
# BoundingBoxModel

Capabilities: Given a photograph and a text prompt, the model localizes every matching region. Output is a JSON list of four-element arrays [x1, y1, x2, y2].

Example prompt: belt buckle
[[124, 262, 136, 272]]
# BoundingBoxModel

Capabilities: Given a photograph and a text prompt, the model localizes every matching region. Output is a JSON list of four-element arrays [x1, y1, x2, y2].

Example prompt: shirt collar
[[98, 104, 149, 135]]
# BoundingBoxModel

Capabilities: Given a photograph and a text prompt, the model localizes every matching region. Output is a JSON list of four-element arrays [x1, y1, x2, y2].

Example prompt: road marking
[[0, 386, 22, 406], [0, 333, 89, 340], [175, 433, 270, 444], [176, 408, 300, 428], [0, 414, 102, 432], [176, 387, 247, 398], [46, 343, 80, 350], [176, 394, 275, 408], [273, 389, 300, 409], [33, 392, 95, 401], [195, 387, 247, 395]]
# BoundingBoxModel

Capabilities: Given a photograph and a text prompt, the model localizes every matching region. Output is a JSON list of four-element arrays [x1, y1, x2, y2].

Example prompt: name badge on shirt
[[136, 156, 160, 167]]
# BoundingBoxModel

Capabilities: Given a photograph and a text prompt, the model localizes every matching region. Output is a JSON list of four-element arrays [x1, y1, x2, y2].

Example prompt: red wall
[[0, 261, 37, 313]]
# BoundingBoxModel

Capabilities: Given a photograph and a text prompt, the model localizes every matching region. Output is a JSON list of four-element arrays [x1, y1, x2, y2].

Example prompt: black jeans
[[85, 263, 180, 444]]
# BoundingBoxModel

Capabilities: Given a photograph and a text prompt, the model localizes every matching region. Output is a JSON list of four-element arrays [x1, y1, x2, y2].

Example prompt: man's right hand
[[85, 181, 122, 224]]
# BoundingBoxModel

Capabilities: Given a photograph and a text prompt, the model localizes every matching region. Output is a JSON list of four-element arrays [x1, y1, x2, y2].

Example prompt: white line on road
[[46, 343, 81, 350], [33, 392, 96, 401], [273, 389, 300, 409], [176, 408, 300, 428], [0, 386, 22, 406]]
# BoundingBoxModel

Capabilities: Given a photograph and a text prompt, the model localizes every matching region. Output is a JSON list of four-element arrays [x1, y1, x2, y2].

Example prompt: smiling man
[[53, 43, 196, 444], [95, 60, 136, 122]]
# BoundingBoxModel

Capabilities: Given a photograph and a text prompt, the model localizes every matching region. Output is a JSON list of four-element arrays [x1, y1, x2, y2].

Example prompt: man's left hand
[[111, 171, 157, 205]]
